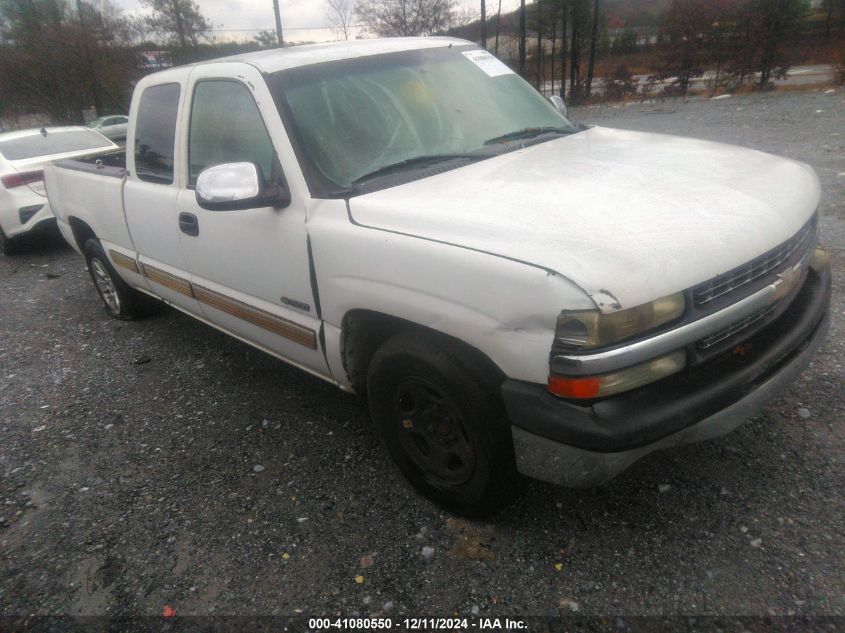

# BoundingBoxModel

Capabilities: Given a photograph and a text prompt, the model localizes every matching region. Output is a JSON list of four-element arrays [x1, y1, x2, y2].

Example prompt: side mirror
[[549, 95, 569, 119], [195, 162, 290, 211]]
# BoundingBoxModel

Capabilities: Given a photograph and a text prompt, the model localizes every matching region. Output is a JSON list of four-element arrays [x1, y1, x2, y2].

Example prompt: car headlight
[[555, 292, 685, 350]]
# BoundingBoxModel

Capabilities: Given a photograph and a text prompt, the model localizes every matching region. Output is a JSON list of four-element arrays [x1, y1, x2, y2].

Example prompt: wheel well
[[341, 309, 505, 396], [68, 217, 96, 253]]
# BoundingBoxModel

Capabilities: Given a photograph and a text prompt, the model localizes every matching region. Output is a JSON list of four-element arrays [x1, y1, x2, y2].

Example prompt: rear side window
[[0, 130, 112, 161], [134, 83, 180, 184], [188, 80, 275, 186]]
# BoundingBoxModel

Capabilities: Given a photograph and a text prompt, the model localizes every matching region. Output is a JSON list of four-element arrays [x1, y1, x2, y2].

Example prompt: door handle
[[179, 212, 199, 237]]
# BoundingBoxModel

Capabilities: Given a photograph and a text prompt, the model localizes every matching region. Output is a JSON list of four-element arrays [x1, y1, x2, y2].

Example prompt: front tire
[[367, 330, 523, 516], [84, 238, 154, 320]]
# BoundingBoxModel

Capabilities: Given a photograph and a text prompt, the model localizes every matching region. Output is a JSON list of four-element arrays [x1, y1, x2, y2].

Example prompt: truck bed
[[44, 149, 133, 255], [52, 149, 126, 177]]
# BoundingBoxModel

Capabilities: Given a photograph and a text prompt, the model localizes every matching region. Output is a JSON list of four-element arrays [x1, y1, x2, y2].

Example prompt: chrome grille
[[693, 219, 815, 307], [697, 304, 778, 350]]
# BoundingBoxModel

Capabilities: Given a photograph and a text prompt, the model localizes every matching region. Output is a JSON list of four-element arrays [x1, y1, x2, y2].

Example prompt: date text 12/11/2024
[[308, 618, 528, 630]]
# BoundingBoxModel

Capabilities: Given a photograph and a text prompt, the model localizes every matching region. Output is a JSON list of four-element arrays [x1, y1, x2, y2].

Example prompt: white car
[[0, 127, 117, 254], [44, 38, 830, 514], [86, 115, 129, 141]]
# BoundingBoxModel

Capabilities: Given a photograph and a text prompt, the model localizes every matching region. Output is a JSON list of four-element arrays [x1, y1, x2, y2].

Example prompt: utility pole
[[272, 0, 284, 47], [480, 0, 486, 49]]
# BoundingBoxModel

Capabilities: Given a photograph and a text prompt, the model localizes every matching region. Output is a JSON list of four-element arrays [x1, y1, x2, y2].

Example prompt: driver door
[[176, 63, 328, 376]]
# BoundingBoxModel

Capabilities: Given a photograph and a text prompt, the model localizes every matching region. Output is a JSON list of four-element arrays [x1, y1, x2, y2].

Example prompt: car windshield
[[268, 45, 576, 191], [0, 130, 112, 161], [88, 117, 107, 127]]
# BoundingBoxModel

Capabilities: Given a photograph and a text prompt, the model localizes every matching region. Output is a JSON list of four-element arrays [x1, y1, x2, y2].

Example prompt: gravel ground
[[1, 90, 843, 618]]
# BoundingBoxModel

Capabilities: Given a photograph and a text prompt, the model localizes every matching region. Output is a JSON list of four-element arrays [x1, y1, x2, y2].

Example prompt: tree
[[569, 0, 588, 103], [584, 0, 600, 98], [140, 0, 209, 51], [253, 29, 279, 47], [0, 0, 137, 123], [651, 0, 715, 95], [518, 0, 526, 74], [559, 0, 567, 100], [480, 0, 486, 48], [750, 0, 809, 88], [356, 0, 456, 36], [326, 0, 355, 40]]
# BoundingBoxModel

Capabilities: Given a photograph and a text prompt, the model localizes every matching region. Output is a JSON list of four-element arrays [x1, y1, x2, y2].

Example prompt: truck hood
[[348, 126, 820, 311]]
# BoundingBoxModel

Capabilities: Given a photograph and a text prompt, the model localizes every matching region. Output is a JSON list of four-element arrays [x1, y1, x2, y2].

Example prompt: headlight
[[555, 292, 685, 350]]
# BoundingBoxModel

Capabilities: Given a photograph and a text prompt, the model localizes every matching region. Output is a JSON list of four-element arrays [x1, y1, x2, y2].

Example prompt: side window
[[134, 83, 180, 184], [188, 80, 275, 187]]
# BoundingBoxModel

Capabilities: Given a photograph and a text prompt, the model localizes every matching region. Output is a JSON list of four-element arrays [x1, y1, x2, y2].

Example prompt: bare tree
[[140, 0, 209, 51], [0, 0, 137, 123], [494, 0, 502, 54], [584, 0, 599, 99], [518, 0, 526, 74], [559, 0, 567, 100], [356, 0, 456, 36], [479, 0, 487, 48], [326, 0, 355, 40], [253, 29, 278, 48]]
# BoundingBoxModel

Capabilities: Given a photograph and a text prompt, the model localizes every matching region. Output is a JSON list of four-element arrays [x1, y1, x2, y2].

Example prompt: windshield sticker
[[461, 50, 515, 78]]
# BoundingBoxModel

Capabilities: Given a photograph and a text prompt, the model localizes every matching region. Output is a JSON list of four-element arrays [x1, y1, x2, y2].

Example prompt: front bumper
[[503, 267, 831, 487]]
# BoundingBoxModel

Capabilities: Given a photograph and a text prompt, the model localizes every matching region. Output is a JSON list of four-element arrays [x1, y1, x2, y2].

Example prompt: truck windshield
[[0, 129, 112, 161], [268, 45, 576, 192]]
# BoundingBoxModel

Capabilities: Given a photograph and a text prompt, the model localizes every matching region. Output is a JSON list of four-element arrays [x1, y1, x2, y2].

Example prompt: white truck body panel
[[349, 126, 821, 312], [42, 37, 823, 393]]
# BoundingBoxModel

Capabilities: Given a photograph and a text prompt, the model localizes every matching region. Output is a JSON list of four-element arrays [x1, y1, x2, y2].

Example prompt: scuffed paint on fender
[[306, 199, 596, 386]]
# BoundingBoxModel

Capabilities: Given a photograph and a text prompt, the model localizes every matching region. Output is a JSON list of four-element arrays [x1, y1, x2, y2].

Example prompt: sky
[[113, 0, 522, 44]]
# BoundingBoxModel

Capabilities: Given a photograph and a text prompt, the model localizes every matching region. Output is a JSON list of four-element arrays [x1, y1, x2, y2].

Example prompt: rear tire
[[0, 226, 20, 256], [84, 238, 155, 320], [367, 330, 524, 516]]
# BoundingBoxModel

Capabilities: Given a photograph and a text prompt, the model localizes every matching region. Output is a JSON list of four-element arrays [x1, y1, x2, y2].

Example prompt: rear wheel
[[84, 238, 155, 320], [367, 330, 524, 516]]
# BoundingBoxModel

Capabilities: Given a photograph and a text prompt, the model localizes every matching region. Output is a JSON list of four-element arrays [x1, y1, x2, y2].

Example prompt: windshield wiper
[[483, 126, 574, 146], [351, 153, 482, 186]]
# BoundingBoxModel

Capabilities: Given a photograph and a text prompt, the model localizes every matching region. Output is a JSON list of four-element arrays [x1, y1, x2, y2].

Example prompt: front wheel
[[367, 330, 524, 516], [84, 238, 155, 320]]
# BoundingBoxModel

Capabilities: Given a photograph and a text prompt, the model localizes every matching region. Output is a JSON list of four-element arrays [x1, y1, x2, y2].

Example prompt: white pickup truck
[[44, 37, 831, 514]]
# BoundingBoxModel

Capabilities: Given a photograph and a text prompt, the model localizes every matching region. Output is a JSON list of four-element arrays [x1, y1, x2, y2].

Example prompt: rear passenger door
[[124, 79, 203, 315]]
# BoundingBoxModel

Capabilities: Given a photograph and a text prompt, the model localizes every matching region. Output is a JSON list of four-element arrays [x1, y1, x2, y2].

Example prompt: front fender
[[308, 200, 596, 384]]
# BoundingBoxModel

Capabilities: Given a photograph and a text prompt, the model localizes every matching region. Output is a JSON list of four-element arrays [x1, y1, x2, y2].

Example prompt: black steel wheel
[[367, 330, 523, 516]]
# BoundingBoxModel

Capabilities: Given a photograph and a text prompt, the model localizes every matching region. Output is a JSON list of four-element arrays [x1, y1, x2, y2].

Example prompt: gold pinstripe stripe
[[140, 263, 193, 297], [192, 284, 317, 349], [137, 262, 317, 349], [109, 250, 140, 274]]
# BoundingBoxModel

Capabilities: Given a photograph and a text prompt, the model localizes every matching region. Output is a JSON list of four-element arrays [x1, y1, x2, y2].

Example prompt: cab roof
[[157, 36, 474, 80]]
